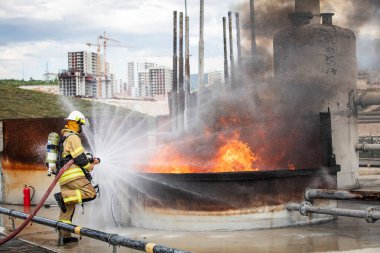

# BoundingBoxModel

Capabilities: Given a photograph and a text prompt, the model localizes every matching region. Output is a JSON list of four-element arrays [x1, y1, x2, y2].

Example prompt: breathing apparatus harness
[[56, 133, 100, 196]]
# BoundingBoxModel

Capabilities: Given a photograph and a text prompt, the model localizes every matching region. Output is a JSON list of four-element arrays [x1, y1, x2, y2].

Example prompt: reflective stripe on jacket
[[59, 129, 91, 185]]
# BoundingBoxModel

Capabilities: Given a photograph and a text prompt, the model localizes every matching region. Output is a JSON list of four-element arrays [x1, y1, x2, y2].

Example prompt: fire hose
[[0, 159, 74, 245]]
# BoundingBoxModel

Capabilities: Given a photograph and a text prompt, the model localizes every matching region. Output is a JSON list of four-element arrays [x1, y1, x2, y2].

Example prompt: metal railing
[[0, 206, 192, 253]]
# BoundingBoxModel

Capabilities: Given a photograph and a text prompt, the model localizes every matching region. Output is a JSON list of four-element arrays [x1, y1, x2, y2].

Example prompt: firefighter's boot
[[63, 237, 79, 244]]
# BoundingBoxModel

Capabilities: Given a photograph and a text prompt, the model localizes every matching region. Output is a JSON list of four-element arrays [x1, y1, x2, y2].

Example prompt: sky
[[0, 0, 379, 82], [0, 0, 244, 81]]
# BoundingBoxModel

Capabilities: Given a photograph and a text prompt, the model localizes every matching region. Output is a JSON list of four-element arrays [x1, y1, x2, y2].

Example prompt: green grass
[[0, 80, 141, 120]]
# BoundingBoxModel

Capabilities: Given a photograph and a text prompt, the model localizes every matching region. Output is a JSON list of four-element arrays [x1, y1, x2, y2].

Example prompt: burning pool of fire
[[143, 131, 260, 174], [121, 111, 339, 231]]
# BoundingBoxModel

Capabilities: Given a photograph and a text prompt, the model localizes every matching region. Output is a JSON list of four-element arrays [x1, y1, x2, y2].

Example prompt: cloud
[[0, 0, 237, 79], [0, 0, 295, 80], [0, 40, 83, 79]]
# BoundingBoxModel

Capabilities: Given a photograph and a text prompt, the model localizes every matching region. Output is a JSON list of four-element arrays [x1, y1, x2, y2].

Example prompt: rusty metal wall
[[0, 121, 3, 153], [1, 118, 64, 204], [0, 121, 3, 203]]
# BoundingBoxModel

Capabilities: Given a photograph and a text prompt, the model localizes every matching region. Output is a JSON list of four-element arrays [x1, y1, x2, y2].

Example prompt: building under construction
[[59, 51, 115, 98]]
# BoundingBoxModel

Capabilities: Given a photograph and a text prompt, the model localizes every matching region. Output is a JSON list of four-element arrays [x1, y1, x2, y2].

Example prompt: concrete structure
[[59, 51, 116, 98], [113, 79, 127, 94], [58, 70, 89, 96], [274, 4, 357, 188], [149, 67, 173, 99], [128, 62, 158, 97], [68, 51, 98, 75], [137, 71, 150, 97]]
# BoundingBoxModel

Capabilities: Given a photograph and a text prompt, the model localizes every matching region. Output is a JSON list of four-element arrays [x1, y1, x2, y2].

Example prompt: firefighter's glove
[[94, 158, 101, 164]]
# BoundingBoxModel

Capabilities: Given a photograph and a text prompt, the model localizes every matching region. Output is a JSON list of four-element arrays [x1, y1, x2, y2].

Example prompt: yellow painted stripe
[[59, 168, 85, 183], [76, 189, 82, 204], [62, 168, 83, 176], [71, 147, 84, 158], [74, 226, 82, 235], [83, 163, 91, 169], [145, 243, 156, 253], [59, 172, 85, 184], [59, 220, 71, 224], [63, 196, 79, 203]]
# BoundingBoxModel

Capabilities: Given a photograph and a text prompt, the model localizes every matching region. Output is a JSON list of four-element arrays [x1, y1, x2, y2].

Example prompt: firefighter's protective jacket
[[59, 129, 93, 185]]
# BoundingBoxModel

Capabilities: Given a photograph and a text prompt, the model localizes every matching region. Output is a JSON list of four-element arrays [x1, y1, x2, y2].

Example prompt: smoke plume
[[237, 0, 380, 71]]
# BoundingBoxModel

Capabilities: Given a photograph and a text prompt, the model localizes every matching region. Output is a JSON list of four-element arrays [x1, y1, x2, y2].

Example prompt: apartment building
[[60, 51, 118, 98], [68, 51, 97, 75], [149, 67, 173, 98], [128, 62, 158, 97]]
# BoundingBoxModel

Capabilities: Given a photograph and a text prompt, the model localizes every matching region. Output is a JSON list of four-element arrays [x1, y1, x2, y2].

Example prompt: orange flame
[[143, 131, 260, 173]]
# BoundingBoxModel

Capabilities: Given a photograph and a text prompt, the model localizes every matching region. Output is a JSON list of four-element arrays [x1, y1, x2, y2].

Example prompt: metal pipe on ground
[[304, 188, 380, 202], [359, 112, 380, 116], [358, 116, 380, 120], [287, 202, 380, 223], [359, 120, 380, 124], [359, 158, 380, 167], [354, 92, 380, 107], [355, 143, 380, 152], [0, 207, 191, 253]]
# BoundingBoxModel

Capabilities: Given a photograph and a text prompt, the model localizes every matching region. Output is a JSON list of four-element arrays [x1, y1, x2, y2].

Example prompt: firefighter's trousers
[[58, 177, 96, 238]]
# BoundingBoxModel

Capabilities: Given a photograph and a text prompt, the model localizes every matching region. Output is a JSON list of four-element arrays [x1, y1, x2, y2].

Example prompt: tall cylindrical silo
[[273, 12, 358, 188]]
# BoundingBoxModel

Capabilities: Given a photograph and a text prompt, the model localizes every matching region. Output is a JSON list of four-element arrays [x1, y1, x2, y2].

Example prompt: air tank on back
[[273, 0, 358, 188]]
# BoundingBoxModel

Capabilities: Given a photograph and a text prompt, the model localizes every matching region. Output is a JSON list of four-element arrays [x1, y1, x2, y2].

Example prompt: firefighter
[[54, 111, 100, 245]]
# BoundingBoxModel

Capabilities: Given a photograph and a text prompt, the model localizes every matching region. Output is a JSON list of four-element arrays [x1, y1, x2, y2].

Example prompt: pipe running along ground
[[0, 207, 192, 253], [0, 160, 74, 246], [304, 188, 380, 202], [287, 202, 380, 223]]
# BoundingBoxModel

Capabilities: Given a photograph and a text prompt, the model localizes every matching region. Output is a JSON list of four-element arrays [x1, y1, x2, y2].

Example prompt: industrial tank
[[273, 11, 358, 188]]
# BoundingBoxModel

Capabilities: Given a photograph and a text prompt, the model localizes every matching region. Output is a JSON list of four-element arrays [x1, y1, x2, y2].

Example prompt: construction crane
[[86, 32, 130, 98], [86, 36, 103, 98], [99, 31, 119, 83]]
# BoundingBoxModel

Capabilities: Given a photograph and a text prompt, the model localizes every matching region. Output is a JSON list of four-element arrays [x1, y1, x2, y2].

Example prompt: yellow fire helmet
[[65, 111, 86, 125]]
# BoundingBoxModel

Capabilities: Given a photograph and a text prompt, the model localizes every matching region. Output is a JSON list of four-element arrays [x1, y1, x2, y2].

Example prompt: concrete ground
[[1, 174, 380, 253], [0, 234, 53, 252]]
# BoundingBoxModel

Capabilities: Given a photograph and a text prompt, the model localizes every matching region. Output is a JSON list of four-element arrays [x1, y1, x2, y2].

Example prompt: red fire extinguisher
[[23, 185, 35, 207]]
